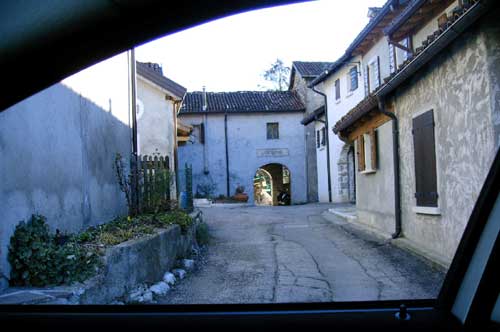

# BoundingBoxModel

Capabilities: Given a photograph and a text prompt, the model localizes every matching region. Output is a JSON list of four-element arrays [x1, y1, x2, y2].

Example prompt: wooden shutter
[[363, 65, 369, 96], [321, 127, 326, 146], [335, 79, 340, 100], [375, 56, 381, 88], [389, 43, 396, 73], [350, 67, 358, 91], [412, 110, 438, 207], [370, 129, 378, 170], [316, 130, 320, 148], [357, 135, 365, 172]]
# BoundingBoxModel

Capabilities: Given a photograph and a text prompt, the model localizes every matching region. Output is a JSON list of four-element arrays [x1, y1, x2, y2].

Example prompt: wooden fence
[[135, 155, 172, 214]]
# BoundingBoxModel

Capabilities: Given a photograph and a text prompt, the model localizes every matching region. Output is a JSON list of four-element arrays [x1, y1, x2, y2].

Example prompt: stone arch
[[253, 163, 291, 206], [337, 143, 356, 203]]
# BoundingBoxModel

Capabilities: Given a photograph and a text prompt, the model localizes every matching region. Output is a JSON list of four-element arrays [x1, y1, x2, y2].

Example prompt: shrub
[[154, 210, 193, 234], [196, 223, 210, 246], [8, 215, 99, 287]]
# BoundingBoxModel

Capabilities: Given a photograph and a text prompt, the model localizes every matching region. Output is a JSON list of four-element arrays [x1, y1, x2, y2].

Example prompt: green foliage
[[8, 215, 99, 287], [196, 223, 210, 246], [8, 210, 194, 287], [154, 210, 193, 234]]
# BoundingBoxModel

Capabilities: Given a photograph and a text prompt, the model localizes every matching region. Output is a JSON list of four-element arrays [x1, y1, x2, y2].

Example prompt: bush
[[8, 215, 99, 287], [154, 210, 193, 234], [196, 223, 210, 246]]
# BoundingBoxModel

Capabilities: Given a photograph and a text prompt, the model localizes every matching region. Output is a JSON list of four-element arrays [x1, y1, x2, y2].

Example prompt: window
[[348, 66, 358, 92], [367, 57, 380, 92], [335, 78, 340, 100], [321, 126, 326, 146], [357, 129, 377, 173], [412, 110, 438, 207], [266, 122, 279, 139], [192, 123, 205, 144]]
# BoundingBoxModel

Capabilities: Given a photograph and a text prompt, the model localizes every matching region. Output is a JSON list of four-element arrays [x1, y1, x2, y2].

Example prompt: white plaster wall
[[315, 117, 330, 202], [137, 77, 176, 161], [362, 36, 391, 93], [320, 55, 365, 203]]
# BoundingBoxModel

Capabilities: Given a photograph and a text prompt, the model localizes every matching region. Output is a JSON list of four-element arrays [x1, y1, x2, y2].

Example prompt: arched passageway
[[253, 163, 291, 206]]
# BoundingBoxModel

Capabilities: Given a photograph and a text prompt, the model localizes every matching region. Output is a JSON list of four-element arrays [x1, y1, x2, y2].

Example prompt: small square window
[[267, 122, 279, 140]]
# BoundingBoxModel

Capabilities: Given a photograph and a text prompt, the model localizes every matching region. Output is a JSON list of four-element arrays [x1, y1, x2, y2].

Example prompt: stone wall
[[393, 14, 500, 265], [0, 83, 131, 291], [291, 74, 324, 202]]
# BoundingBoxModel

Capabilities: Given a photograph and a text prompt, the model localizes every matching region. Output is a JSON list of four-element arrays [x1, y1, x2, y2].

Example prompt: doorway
[[253, 163, 291, 206]]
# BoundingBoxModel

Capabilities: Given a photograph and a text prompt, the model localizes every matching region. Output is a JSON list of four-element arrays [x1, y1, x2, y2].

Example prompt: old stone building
[[289, 61, 334, 202], [177, 90, 307, 205]]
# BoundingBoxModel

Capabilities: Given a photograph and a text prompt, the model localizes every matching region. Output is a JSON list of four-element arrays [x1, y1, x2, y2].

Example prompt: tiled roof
[[301, 105, 325, 125], [136, 61, 187, 99], [179, 91, 305, 114], [292, 61, 335, 78]]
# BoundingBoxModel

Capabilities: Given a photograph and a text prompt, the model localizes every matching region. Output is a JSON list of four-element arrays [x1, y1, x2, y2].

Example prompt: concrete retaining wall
[[0, 211, 202, 305]]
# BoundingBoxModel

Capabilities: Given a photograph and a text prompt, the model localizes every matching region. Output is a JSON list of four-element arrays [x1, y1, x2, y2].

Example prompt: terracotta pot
[[234, 193, 249, 202]]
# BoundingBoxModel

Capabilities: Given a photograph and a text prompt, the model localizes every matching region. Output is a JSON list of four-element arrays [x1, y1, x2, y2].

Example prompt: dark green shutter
[[412, 110, 438, 207]]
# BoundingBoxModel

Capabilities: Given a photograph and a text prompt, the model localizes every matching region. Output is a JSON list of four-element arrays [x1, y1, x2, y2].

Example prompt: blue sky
[[136, 0, 386, 92]]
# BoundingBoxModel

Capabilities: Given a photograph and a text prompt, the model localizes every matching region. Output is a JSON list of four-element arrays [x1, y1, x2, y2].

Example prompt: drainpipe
[[310, 85, 332, 203], [224, 110, 230, 197], [377, 96, 401, 239]]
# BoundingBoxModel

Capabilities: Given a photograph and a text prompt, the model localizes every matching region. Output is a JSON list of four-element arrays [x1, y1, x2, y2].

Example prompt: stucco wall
[[0, 83, 131, 290], [315, 118, 329, 203], [178, 112, 307, 205], [137, 77, 176, 161], [137, 78, 177, 196], [393, 20, 499, 265], [354, 121, 395, 235]]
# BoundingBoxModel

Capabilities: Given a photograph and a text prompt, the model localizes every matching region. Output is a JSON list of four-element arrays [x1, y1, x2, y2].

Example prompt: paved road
[[159, 204, 445, 304]]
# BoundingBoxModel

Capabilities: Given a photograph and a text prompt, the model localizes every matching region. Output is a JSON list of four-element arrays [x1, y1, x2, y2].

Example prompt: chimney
[[146, 62, 163, 75], [367, 7, 381, 20], [202, 86, 208, 111]]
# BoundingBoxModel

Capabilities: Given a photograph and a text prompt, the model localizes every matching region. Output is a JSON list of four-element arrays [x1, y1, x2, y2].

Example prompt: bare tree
[[260, 58, 291, 91]]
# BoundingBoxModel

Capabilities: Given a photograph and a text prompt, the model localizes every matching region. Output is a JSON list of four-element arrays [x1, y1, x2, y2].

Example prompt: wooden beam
[[346, 112, 392, 142]]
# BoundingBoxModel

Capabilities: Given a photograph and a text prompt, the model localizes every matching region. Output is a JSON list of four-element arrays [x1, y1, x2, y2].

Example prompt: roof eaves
[[383, 0, 427, 36], [301, 105, 325, 125], [377, 0, 488, 97]]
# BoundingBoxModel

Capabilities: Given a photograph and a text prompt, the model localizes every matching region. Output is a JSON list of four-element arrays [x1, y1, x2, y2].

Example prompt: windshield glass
[[0, 0, 498, 306]]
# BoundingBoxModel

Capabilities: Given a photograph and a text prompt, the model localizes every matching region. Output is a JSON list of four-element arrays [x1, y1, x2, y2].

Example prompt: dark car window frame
[[1, 1, 499, 330]]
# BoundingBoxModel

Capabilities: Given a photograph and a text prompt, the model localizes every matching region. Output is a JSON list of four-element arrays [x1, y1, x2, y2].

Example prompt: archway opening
[[253, 163, 291, 206]]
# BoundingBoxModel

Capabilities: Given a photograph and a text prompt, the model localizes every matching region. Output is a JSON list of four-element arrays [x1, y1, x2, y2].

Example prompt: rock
[[182, 259, 195, 271], [172, 268, 186, 280], [150, 282, 170, 296], [163, 272, 176, 285]]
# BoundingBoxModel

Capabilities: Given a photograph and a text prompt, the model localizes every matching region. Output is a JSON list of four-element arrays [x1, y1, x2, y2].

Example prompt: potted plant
[[233, 185, 248, 202]]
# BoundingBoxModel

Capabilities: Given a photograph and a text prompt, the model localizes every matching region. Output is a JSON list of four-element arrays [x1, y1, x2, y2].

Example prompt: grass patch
[[196, 223, 210, 246]]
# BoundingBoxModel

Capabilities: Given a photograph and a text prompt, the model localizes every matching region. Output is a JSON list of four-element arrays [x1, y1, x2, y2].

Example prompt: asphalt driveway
[[159, 203, 445, 304]]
